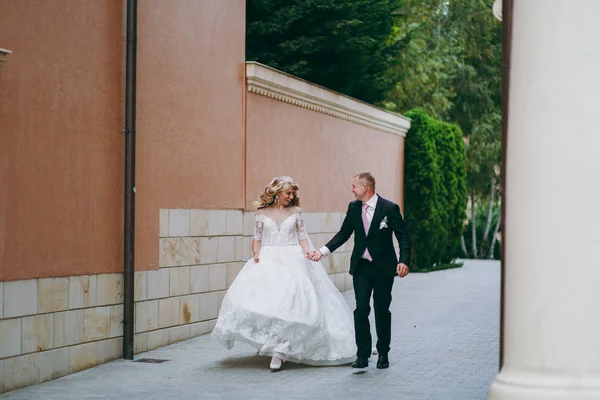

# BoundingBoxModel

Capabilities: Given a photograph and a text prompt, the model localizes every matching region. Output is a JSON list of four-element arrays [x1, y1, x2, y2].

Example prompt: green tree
[[461, 113, 502, 259], [446, 0, 502, 259], [446, 0, 502, 137], [383, 0, 459, 119], [246, 0, 404, 104], [385, 0, 502, 259]]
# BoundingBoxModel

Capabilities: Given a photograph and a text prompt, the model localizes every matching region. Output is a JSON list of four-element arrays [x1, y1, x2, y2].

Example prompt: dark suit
[[324, 195, 411, 358]]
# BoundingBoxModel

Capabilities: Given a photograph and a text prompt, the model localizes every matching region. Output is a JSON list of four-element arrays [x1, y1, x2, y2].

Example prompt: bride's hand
[[305, 250, 315, 260], [253, 253, 260, 263]]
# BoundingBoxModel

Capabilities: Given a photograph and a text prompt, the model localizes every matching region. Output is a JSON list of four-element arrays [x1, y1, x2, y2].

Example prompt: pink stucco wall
[[0, 0, 404, 280], [135, 0, 246, 270], [245, 93, 406, 213], [0, 0, 124, 281], [0, 0, 246, 279]]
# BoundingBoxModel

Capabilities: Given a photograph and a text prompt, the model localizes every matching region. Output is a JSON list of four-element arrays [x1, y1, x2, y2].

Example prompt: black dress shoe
[[376, 354, 389, 369], [352, 357, 369, 368]]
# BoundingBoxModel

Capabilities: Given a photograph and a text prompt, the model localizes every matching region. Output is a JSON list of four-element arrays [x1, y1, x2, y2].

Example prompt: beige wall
[[245, 93, 406, 212], [0, 0, 124, 281], [135, 0, 246, 271]]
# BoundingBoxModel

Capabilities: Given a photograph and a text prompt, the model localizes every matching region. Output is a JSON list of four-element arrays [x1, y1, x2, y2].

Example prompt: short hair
[[354, 172, 376, 189]]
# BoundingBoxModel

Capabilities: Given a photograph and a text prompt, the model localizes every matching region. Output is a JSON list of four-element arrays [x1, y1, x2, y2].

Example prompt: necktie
[[362, 203, 373, 261]]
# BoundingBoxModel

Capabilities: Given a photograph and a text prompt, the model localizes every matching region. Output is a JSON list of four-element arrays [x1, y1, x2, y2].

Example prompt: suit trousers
[[352, 258, 395, 358]]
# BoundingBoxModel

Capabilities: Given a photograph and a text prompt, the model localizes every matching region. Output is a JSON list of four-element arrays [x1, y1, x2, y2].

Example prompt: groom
[[312, 172, 411, 369]]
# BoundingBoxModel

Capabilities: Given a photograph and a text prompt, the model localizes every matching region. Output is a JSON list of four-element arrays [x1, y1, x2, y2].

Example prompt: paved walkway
[[1, 260, 500, 400]]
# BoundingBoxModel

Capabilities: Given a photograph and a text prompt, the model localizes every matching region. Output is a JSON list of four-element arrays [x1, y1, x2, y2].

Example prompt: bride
[[211, 176, 356, 371]]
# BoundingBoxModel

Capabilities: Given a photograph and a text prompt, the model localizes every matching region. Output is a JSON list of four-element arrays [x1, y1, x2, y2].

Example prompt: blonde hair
[[253, 176, 301, 209], [354, 171, 376, 190]]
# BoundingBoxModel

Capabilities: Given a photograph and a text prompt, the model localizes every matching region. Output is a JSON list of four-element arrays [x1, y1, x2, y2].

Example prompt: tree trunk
[[488, 206, 502, 259], [470, 194, 478, 258], [460, 235, 469, 258], [479, 178, 496, 258]]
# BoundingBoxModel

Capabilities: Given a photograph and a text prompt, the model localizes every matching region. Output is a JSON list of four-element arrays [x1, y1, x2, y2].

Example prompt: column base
[[490, 369, 600, 400]]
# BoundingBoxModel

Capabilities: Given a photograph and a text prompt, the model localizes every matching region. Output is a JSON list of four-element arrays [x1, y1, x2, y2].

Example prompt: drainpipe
[[493, 0, 513, 371], [123, 0, 137, 360]]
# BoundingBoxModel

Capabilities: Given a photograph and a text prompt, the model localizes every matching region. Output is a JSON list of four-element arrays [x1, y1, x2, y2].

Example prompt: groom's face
[[351, 177, 368, 201]]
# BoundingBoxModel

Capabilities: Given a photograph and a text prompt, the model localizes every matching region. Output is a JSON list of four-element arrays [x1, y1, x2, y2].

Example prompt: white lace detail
[[253, 214, 264, 241], [254, 207, 307, 246], [296, 210, 308, 240]]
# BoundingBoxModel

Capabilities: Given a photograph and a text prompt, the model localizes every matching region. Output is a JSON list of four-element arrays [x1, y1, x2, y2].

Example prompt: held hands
[[253, 253, 260, 263], [312, 250, 323, 261], [305, 250, 323, 262], [396, 263, 409, 278]]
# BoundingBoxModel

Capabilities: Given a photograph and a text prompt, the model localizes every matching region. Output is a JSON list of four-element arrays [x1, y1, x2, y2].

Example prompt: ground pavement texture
[[1, 259, 500, 400]]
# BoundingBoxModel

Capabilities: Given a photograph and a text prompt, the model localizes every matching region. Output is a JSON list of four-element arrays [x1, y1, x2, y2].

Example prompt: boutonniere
[[379, 216, 388, 229]]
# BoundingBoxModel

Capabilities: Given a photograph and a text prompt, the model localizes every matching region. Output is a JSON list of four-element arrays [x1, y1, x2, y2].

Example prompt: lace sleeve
[[254, 214, 263, 240], [296, 209, 308, 240]]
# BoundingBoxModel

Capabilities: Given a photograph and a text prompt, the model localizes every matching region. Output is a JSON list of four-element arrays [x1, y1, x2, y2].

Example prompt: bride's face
[[277, 188, 295, 207]]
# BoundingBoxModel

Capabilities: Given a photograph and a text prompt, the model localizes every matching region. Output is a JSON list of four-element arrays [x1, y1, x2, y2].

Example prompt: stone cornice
[[246, 62, 410, 137]]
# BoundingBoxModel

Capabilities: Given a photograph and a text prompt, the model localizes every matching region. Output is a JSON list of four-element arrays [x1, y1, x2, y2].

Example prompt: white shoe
[[270, 355, 283, 371]]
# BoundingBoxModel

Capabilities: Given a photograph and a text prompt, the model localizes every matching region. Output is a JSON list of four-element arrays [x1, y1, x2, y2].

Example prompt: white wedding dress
[[211, 207, 357, 365]]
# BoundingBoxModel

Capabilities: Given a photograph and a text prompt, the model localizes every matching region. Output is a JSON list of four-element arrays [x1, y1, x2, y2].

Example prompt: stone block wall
[[0, 209, 351, 392], [0, 274, 124, 392]]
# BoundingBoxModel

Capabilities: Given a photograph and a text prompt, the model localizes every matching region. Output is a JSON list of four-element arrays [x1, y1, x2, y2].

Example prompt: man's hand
[[396, 263, 409, 278], [311, 250, 323, 262]]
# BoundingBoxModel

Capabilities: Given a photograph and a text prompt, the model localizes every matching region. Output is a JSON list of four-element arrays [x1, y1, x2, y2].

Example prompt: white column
[[489, 1, 600, 399]]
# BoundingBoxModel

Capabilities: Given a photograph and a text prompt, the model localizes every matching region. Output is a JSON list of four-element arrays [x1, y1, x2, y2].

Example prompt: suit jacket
[[325, 195, 411, 277]]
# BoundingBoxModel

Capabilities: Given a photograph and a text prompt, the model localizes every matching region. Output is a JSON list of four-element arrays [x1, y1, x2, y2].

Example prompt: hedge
[[403, 109, 467, 271]]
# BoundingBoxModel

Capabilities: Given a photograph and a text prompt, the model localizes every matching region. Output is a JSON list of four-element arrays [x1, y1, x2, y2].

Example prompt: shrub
[[403, 109, 467, 271]]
